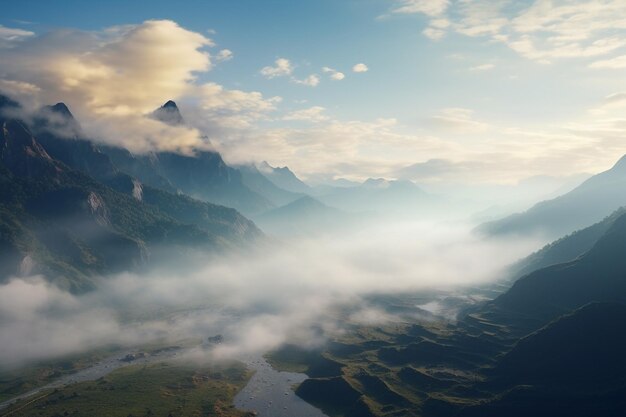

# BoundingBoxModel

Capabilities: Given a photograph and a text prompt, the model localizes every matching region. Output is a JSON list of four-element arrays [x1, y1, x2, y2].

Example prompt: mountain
[[0, 95, 261, 291], [25, 100, 262, 241], [32, 103, 120, 180], [468, 208, 626, 336], [237, 163, 303, 207], [254, 196, 354, 236], [151, 99, 185, 125], [257, 161, 311, 194], [478, 155, 626, 239], [102, 147, 273, 215], [98, 101, 273, 215], [508, 207, 625, 279], [317, 178, 435, 215], [459, 302, 626, 417]]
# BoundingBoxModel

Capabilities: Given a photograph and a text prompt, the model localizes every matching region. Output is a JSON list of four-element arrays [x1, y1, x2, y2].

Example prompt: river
[[235, 355, 329, 417]]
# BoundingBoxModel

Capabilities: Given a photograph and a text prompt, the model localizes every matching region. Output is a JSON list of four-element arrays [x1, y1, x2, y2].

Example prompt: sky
[[1, 0, 626, 184]]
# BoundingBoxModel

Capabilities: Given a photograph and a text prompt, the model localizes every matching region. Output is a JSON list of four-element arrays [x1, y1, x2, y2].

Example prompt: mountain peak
[[163, 100, 178, 109], [257, 161, 311, 193], [46, 102, 75, 120], [152, 100, 184, 125], [36, 102, 82, 137]]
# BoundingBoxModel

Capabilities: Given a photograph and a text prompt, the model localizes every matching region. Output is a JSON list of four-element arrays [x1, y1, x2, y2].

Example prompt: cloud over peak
[[0, 19, 278, 154]]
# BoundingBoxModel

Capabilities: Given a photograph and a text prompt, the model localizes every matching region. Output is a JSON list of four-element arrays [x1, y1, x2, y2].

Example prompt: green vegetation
[[2, 360, 253, 417], [0, 348, 120, 403]]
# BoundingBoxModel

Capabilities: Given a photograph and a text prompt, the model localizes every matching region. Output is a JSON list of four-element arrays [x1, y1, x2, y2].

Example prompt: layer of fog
[[0, 220, 542, 369]]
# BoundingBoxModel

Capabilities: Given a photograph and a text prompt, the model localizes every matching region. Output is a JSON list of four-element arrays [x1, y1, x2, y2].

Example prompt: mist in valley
[[0, 214, 542, 369]]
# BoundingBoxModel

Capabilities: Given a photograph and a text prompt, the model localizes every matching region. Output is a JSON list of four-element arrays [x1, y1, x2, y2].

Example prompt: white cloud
[[0, 221, 540, 367], [387, 0, 626, 64], [283, 106, 329, 122], [322, 66, 345, 80], [193, 82, 281, 130], [352, 63, 369, 73], [260, 58, 293, 78], [390, 0, 449, 17], [215, 48, 233, 62], [423, 27, 446, 40], [291, 74, 320, 87], [0, 25, 34, 42]]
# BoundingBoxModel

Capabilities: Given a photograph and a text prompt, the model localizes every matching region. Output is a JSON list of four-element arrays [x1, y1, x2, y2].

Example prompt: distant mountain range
[[477, 155, 626, 239], [255, 195, 356, 237], [257, 161, 312, 194], [237, 163, 304, 207], [317, 177, 438, 216]]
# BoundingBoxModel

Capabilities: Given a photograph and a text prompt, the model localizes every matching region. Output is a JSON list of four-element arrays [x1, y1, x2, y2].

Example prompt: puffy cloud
[[387, 0, 450, 39], [423, 27, 447, 40], [215, 48, 233, 62], [291, 74, 320, 87], [191, 82, 281, 131], [322, 66, 345, 80], [352, 63, 369, 73], [260, 58, 293, 78], [0, 20, 277, 154]]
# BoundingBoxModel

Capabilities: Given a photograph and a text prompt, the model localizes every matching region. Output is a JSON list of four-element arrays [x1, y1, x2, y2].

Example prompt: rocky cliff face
[[1, 119, 62, 178]]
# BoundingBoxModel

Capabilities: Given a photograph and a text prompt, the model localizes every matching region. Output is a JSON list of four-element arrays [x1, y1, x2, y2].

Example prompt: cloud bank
[[0, 221, 540, 368], [389, 0, 626, 66]]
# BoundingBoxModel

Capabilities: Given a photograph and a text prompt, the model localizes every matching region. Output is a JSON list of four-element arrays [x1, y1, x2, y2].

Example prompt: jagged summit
[[46, 102, 75, 119], [163, 100, 178, 109], [36, 102, 82, 137], [258, 161, 311, 194], [152, 99, 184, 125]]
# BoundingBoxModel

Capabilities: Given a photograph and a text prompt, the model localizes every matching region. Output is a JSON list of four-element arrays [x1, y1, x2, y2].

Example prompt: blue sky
[[1, 0, 626, 183]]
